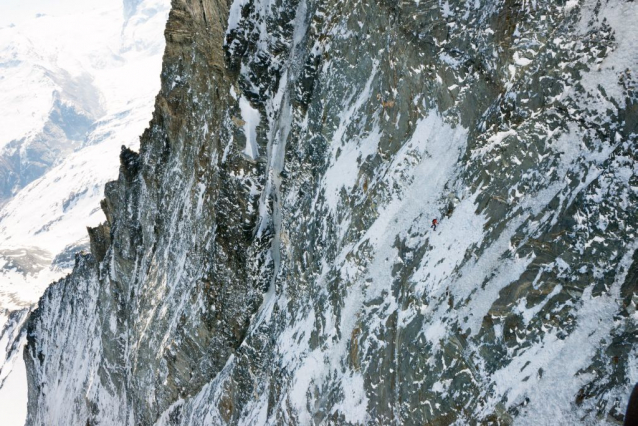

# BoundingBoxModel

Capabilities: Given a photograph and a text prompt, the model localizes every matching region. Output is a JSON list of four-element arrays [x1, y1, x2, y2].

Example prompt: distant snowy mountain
[[0, 0, 169, 424]]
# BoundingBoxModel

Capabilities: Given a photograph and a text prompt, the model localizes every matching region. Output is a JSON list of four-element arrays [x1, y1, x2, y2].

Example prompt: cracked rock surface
[[25, 0, 638, 424]]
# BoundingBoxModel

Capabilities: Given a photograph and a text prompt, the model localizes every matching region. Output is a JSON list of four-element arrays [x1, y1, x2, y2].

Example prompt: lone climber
[[431, 218, 438, 231]]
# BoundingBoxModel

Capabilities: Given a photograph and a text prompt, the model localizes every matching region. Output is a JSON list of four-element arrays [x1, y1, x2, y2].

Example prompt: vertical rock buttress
[[25, 0, 272, 424]]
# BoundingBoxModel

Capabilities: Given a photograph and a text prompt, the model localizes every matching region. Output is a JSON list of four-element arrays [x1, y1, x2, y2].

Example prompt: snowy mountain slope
[[0, 9, 114, 201], [0, 308, 29, 425], [24, 0, 638, 424], [0, 0, 169, 424], [0, 0, 169, 306], [0, 0, 168, 202]]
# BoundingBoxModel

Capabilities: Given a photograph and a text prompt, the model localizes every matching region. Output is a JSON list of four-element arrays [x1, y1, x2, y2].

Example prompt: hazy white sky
[[0, 0, 118, 27]]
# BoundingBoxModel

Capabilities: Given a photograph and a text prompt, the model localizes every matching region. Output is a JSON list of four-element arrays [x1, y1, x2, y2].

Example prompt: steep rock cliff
[[26, 0, 638, 424], [0, 2, 169, 423]]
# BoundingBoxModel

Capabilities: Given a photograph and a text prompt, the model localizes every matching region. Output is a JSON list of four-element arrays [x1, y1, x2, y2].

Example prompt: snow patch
[[239, 96, 261, 160]]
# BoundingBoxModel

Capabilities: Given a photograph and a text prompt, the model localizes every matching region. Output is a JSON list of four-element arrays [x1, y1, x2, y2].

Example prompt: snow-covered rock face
[[0, 1, 169, 424], [25, 0, 637, 424]]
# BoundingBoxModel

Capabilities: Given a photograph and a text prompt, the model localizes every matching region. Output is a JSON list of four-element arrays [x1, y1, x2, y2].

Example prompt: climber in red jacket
[[431, 218, 438, 231]]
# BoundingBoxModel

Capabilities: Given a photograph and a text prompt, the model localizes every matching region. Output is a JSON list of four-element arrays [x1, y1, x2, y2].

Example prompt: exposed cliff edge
[[25, 0, 637, 424]]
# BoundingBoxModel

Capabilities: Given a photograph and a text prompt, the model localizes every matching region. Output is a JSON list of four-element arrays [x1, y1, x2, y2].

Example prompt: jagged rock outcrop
[[25, 0, 638, 424]]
